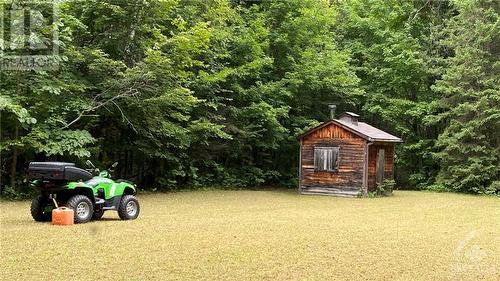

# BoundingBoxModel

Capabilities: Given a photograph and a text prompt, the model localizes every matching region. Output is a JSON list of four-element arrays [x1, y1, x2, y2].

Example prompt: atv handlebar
[[85, 161, 119, 176]]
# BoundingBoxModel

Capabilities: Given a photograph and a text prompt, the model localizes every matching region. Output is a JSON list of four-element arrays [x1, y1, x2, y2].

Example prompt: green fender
[[66, 179, 136, 200]]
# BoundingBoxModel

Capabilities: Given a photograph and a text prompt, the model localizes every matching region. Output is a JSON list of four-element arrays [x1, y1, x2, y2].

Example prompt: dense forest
[[1, 0, 499, 195]]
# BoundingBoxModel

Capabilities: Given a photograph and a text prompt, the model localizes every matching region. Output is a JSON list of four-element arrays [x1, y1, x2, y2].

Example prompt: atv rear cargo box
[[28, 162, 92, 181]]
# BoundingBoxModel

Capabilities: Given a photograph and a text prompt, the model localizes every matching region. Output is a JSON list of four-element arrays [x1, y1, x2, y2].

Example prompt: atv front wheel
[[66, 195, 93, 223], [118, 195, 140, 220], [30, 195, 52, 222]]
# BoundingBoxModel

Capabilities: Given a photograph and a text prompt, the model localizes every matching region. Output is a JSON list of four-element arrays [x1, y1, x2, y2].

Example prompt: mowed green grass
[[1, 190, 499, 281]]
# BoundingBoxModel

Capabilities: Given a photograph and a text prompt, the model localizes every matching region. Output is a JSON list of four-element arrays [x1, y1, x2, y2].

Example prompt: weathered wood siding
[[367, 143, 395, 190], [300, 123, 366, 197]]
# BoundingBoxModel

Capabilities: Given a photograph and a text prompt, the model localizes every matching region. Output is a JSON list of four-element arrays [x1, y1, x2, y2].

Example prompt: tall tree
[[335, 0, 450, 188], [433, 0, 500, 193]]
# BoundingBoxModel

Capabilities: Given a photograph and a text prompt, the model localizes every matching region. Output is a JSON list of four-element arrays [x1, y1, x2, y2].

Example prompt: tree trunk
[[10, 124, 19, 189]]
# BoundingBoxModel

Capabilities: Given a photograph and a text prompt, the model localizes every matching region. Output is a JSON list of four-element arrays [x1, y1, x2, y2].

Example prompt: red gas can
[[52, 207, 74, 225]]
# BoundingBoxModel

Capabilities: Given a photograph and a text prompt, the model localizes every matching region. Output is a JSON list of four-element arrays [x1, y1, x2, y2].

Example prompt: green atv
[[29, 161, 140, 223]]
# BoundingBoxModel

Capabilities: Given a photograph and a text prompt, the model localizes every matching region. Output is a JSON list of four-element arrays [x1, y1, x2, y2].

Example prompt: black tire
[[30, 195, 52, 222], [66, 195, 93, 223], [92, 208, 105, 220], [118, 195, 140, 220]]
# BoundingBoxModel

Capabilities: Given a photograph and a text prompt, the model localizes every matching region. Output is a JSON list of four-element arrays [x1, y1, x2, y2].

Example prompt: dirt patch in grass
[[1, 191, 499, 280]]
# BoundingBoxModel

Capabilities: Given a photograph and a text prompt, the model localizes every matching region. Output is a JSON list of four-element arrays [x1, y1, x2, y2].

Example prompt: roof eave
[[371, 138, 403, 143]]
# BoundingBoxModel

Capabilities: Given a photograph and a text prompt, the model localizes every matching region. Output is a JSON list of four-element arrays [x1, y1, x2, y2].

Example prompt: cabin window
[[314, 147, 340, 172]]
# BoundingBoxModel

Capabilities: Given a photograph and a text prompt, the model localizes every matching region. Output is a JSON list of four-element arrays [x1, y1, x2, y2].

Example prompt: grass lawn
[[1, 190, 499, 280]]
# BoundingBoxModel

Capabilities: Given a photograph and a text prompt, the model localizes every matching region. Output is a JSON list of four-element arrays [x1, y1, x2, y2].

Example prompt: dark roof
[[298, 119, 403, 143]]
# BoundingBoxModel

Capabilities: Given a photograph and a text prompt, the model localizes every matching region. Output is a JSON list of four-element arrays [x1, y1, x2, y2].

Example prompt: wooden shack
[[298, 112, 402, 197]]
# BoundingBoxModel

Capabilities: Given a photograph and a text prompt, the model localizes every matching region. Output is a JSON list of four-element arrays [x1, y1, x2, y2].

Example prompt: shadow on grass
[[97, 217, 121, 221]]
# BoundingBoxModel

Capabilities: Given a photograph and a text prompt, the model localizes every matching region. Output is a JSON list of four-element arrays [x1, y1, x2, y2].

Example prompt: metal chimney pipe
[[328, 104, 337, 120]]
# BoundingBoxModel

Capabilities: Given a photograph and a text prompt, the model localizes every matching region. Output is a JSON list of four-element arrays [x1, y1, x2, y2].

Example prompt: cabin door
[[376, 148, 385, 184]]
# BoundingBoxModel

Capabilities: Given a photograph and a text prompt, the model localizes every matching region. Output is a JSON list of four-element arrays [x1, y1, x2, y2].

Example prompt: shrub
[[375, 179, 396, 197], [424, 184, 449, 192], [485, 181, 500, 195], [0, 186, 32, 200]]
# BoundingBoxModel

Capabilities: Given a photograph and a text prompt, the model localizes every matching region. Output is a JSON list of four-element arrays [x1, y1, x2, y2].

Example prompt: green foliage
[[486, 181, 500, 195], [336, 0, 448, 188], [361, 179, 397, 198], [375, 179, 396, 196], [0, 185, 34, 200], [423, 183, 450, 193], [1, 0, 498, 194], [432, 0, 500, 194]]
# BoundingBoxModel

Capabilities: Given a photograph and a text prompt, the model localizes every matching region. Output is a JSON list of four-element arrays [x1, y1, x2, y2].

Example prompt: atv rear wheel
[[118, 195, 140, 220], [30, 195, 52, 222], [66, 195, 93, 223]]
